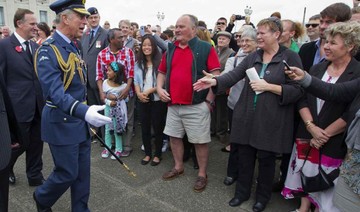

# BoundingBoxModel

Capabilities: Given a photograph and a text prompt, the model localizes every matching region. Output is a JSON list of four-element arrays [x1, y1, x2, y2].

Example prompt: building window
[[37, 0, 49, 4], [39, 10, 47, 23], [15, 0, 29, 4], [0, 7, 4, 26], [15, 0, 30, 3]]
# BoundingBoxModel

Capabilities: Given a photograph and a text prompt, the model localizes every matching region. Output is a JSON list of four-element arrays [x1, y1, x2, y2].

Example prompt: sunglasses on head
[[217, 22, 226, 25], [305, 23, 319, 28], [267, 17, 282, 31]]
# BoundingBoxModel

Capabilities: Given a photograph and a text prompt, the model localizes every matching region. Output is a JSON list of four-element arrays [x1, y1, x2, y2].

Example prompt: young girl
[[134, 34, 167, 166], [101, 62, 128, 160]]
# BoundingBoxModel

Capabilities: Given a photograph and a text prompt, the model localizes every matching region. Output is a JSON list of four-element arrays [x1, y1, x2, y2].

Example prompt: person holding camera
[[134, 34, 167, 166], [212, 16, 239, 52]]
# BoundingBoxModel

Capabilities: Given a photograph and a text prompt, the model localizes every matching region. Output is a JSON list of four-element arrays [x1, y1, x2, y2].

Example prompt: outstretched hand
[[193, 70, 217, 92], [285, 66, 306, 81]]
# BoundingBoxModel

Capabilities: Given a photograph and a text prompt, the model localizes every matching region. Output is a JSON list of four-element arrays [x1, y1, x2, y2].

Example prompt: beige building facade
[[0, 0, 55, 31]]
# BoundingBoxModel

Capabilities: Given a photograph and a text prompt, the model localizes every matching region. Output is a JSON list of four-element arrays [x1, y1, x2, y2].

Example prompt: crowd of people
[[0, 0, 360, 211]]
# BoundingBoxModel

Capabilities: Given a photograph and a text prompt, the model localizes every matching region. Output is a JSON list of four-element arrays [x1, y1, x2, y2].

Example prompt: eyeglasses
[[235, 34, 241, 38], [305, 23, 319, 28], [217, 22, 226, 25], [240, 39, 255, 43]]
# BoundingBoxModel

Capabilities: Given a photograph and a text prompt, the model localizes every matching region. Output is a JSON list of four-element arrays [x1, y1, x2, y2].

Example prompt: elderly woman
[[211, 31, 235, 145], [222, 26, 257, 185], [194, 17, 304, 211], [283, 21, 360, 212]]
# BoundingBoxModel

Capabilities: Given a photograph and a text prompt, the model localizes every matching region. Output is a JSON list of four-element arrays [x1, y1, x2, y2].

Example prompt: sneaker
[[111, 151, 122, 160], [141, 145, 145, 151], [121, 150, 132, 157], [101, 149, 109, 158], [162, 140, 168, 152]]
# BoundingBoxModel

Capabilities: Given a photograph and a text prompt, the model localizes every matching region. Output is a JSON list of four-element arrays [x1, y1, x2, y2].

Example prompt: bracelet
[[304, 120, 315, 129], [208, 73, 217, 79]]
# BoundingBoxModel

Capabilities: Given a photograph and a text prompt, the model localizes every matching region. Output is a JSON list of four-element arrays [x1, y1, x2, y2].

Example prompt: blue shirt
[[313, 38, 325, 65], [56, 29, 71, 44], [90, 25, 100, 36]]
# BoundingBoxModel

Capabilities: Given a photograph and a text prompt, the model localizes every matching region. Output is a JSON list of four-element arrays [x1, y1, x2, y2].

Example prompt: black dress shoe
[[9, 170, 16, 185], [253, 202, 266, 212], [33, 192, 52, 212], [228, 197, 244, 207], [141, 158, 151, 165], [220, 146, 230, 153], [150, 158, 162, 166], [223, 176, 236, 186], [29, 178, 45, 187]]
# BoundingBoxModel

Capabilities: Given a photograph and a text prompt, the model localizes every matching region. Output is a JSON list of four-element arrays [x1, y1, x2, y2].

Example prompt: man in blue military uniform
[[33, 0, 111, 211]]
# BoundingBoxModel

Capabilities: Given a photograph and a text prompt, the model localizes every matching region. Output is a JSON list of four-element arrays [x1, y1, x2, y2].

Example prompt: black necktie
[[24, 41, 32, 62], [89, 30, 94, 46]]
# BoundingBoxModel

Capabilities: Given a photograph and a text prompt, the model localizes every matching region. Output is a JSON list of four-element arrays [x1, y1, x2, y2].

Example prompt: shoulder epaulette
[[42, 37, 55, 46]]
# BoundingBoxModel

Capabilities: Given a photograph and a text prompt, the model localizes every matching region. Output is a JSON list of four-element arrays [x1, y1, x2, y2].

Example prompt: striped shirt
[[96, 46, 135, 97]]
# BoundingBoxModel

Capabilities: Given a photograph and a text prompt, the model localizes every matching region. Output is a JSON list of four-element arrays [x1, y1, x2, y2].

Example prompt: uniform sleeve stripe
[[70, 100, 80, 116]]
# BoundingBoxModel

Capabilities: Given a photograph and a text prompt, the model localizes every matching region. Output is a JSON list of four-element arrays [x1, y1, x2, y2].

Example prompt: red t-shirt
[[158, 42, 220, 105]]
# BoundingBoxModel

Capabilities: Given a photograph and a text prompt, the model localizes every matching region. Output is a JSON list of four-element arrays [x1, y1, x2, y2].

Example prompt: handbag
[[299, 147, 339, 193]]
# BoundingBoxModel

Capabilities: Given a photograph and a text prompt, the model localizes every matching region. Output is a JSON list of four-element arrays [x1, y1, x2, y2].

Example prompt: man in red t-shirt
[[157, 14, 220, 192]]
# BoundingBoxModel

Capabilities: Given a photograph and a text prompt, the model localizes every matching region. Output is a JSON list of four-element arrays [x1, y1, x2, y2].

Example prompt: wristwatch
[[205, 99, 215, 107]]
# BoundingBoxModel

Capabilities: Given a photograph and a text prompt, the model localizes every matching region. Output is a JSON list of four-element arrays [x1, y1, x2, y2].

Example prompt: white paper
[[246, 67, 263, 94]]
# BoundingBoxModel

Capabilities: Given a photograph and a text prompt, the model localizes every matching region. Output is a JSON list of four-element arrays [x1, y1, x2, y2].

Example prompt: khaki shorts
[[164, 102, 211, 144], [333, 176, 360, 211]]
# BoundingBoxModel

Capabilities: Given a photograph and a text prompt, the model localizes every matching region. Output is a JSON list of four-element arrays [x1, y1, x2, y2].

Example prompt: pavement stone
[[8, 128, 298, 212]]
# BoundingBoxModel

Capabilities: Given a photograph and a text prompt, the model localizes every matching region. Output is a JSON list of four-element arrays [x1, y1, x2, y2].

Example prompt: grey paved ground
[[9, 127, 298, 212]]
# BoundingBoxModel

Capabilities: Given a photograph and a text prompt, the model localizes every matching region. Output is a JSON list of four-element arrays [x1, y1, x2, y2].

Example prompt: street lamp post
[[244, 6, 253, 24], [157, 12, 165, 28]]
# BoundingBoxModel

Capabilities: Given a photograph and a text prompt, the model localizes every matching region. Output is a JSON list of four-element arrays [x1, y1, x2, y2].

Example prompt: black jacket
[[298, 41, 317, 71]]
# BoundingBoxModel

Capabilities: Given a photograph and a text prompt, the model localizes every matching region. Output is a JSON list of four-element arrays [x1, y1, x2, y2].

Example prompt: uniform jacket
[[297, 59, 360, 159], [81, 26, 109, 89], [0, 34, 44, 122], [214, 46, 304, 153], [36, 32, 90, 145]]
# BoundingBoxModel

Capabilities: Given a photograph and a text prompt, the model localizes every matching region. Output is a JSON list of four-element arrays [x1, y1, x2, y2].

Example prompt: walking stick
[[90, 128, 136, 177]]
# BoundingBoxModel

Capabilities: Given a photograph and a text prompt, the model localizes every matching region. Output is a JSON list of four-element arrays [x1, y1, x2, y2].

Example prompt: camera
[[235, 15, 246, 20], [140, 26, 146, 36]]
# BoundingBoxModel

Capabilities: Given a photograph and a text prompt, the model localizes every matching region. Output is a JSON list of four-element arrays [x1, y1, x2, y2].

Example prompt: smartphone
[[283, 60, 291, 70], [140, 26, 146, 36]]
